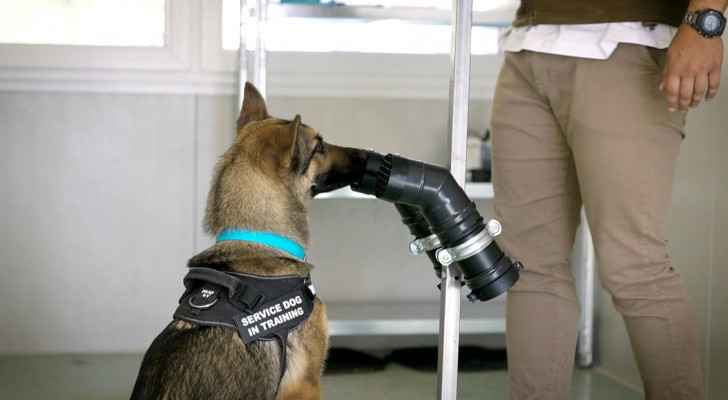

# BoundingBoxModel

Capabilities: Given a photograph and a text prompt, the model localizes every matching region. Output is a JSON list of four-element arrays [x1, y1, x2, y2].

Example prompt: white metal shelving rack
[[237, 2, 596, 396]]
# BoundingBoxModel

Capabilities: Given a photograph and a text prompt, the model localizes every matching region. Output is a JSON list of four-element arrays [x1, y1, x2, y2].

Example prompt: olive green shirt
[[514, 0, 690, 27]]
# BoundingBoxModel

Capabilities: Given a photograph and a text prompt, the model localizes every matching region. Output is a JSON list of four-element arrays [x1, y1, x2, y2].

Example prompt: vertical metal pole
[[252, 0, 267, 96], [237, 0, 249, 112], [238, 0, 268, 113], [447, 0, 472, 183], [576, 210, 595, 367], [438, 1, 473, 399], [438, 266, 462, 400]]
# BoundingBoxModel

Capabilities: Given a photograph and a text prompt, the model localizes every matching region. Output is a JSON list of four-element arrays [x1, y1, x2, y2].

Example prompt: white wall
[[0, 93, 196, 353], [0, 91, 493, 354]]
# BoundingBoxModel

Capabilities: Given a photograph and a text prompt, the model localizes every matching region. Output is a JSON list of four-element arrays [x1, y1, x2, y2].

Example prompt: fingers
[[692, 74, 708, 107], [662, 74, 681, 112], [678, 76, 695, 111], [661, 71, 715, 111], [707, 70, 721, 100]]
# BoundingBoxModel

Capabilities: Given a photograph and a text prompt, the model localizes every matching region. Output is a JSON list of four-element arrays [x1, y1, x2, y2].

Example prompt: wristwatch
[[683, 8, 727, 38]]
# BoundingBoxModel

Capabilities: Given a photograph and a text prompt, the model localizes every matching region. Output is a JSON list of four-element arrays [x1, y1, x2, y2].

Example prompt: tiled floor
[[0, 353, 640, 399]]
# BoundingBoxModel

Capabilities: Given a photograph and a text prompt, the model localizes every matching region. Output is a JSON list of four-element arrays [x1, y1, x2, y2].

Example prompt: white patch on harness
[[235, 292, 311, 344]]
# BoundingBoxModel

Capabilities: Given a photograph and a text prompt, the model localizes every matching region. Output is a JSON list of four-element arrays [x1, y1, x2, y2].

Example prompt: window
[[0, 0, 166, 47], [0, 0, 189, 75], [263, 0, 514, 12], [0, 0, 514, 97], [221, 0, 506, 55]]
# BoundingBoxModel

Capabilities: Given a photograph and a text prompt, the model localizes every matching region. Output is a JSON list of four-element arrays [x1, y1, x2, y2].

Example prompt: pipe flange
[[435, 227, 494, 266], [409, 234, 442, 255]]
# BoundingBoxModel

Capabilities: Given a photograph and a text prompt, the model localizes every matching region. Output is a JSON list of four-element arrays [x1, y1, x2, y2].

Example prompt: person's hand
[[660, 24, 724, 111]]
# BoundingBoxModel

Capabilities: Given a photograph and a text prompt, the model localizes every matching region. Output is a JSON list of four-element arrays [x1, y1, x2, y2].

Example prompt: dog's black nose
[[348, 148, 369, 177], [311, 147, 371, 197]]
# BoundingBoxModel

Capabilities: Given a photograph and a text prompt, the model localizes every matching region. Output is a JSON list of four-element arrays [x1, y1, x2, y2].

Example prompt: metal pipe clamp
[[409, 234, 443, 255], [435, 220, 502, 266]]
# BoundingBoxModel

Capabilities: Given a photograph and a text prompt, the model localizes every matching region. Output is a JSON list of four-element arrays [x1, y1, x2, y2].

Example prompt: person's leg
[[569, 43, 704, 400], [492, 51, 582, 400]]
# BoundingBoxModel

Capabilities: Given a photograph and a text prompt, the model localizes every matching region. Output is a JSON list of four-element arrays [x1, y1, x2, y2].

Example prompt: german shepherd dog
[[131, 83, 367, 400]]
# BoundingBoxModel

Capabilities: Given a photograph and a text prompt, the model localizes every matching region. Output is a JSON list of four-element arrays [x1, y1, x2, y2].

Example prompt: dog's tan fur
[[131, 83, 365, 400]]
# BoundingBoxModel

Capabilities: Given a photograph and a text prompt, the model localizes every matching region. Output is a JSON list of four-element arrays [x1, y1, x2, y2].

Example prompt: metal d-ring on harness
[[183, 267, 266, 310]]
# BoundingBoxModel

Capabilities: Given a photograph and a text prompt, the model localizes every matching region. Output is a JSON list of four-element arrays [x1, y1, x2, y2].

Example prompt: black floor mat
[[324, 348, 388, 375], [387, 346, 507, 372]]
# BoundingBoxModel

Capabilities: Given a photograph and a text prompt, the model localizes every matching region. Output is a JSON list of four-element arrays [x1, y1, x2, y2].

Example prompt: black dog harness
[[174, 267, 316, 382]]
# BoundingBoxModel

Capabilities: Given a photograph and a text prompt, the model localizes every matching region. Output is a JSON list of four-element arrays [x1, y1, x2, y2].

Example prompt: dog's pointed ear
[[288, 114, 309, 175], [237, 82, 269, 129]]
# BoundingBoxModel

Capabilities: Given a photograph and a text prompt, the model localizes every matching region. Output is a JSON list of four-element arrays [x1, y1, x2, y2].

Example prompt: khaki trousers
[[491, 44, 704, 400]]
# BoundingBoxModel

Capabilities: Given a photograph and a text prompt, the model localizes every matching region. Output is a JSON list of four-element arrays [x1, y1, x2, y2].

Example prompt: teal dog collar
[[216, 229, 305, 261]]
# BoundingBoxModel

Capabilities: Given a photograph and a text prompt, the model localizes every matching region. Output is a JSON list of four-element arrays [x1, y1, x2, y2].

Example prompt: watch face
[[699, 11, 725, 35]]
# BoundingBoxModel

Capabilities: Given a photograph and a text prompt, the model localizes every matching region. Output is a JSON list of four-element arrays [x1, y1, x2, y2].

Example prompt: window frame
[[0, 0, 190, 70], [0, 0, 510, 98], [201, 0, 506, 98]]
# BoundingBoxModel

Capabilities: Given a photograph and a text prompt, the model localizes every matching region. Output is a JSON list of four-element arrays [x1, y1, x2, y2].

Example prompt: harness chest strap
[[173, 267, 317, 383]]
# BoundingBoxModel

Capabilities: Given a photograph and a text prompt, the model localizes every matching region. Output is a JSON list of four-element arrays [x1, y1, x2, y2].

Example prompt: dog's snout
[[323, 145, 366, 171], [344, 147, 369, 174], [311, 146, 370, 197]]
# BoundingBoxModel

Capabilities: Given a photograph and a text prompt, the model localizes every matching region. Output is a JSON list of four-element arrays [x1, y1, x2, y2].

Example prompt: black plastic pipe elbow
[[395, 203, 442, 276], [351, 151, 521, 302]]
